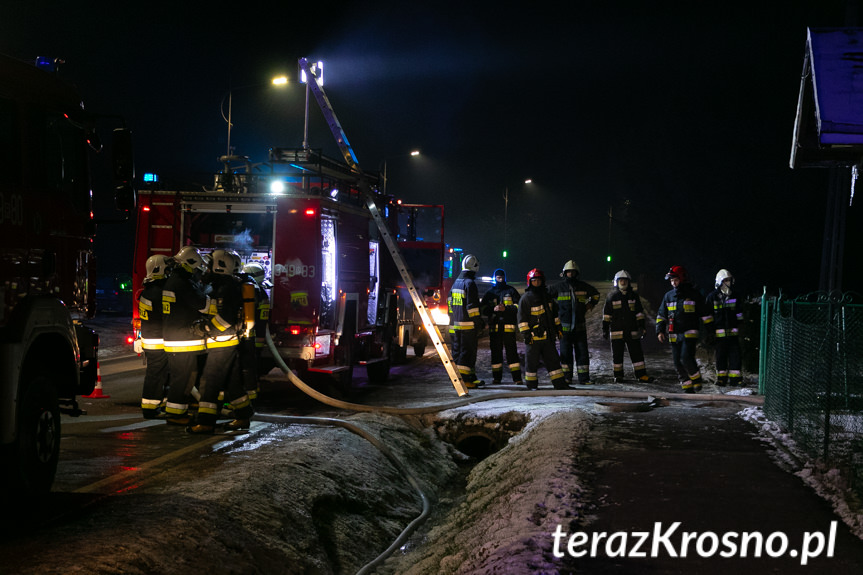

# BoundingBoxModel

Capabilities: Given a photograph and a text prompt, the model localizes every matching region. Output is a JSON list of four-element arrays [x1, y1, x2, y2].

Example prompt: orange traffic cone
[[83, 362, 111, 399]]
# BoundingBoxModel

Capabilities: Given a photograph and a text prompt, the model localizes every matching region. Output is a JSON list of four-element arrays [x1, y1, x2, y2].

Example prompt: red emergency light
[[142, 206, 151, 212], [304, 208, 316, 216], [289, 325, 301, 335]]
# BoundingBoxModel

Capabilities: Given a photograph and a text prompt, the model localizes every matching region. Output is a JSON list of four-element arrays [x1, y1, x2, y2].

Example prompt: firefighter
[[480, 268, 523, 384], [656, 265, 713, 393], [137, 255, 173, 419], [601, 270, 654, 383], [517, 269, 569, 390], [239, 262, 271, 400], [162, 246, 210, 425], [188, 249, 254, 434], [548, 260, 600, 385], [448, 254, 485, 388], [706, 268, 744, 386]]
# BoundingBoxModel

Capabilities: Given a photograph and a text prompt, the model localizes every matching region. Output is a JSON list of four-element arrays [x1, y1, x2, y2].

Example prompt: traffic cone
[[83, 362, 111, 399]]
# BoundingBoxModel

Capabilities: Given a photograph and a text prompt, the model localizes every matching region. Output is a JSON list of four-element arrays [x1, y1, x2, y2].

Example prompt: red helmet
[[527, 268, 546, 285], [665, 265, 688, 281]]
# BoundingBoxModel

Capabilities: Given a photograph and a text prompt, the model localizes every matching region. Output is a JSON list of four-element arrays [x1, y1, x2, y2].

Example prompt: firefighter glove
[[523, 332, 533, 345], [191, 318, 212, 338]]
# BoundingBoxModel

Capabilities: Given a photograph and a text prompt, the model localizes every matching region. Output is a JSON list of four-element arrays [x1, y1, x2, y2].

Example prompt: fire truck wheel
[[6, 376, 61, 498]]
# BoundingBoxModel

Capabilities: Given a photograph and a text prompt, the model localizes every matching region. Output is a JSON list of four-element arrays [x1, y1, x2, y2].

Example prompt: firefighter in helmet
[[706, 268, 744, 386], [188, 249, 254, 433], [447, 254, 485, 388], [601, 270, 654, 383], [162, 246, 210, 425], [517, 268, 568, 390], [239, 262, 271, 400], [656, 265, 712, 393], [137, 255, 173, 418], [548, 260, 600, 384], [479, 268, 523, 385]]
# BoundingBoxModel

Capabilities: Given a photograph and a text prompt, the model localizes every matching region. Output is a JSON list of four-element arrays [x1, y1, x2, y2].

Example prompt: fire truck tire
[[5, 376, 61, 498]]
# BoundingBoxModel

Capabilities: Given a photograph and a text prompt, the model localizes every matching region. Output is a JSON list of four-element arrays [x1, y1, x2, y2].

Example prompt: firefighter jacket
[[138, 277, 166, 350], [162, 267, 210, 352], [705, 287, 743, 338], [448, 270, 483, 331], [548, 277, 600, 333], [656, 282, 713, 343], [602, 287, 646, 340], [205, 274, 243, 348], [480, 270, 520, 334], [517, 285, 561, 342]]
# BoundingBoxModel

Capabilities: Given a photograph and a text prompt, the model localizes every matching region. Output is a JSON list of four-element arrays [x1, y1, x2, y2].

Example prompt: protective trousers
[[560, 330, 591, 383], [238, 338, 259, 399], [141, 348, 169, 418], [489, 331, 522, 383], [714, 336, 742, 386], [450, 329, 479, 383], [196, 345, 254, 426], [610, 336, 647, 380], [524, 338, 566, 389], [164, 351, 201, 416], [670, 339, 703, 392]]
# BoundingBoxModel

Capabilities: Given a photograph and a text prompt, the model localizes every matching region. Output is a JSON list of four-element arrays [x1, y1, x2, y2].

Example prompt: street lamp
[[381, 150, 420, 195], [222, 76, 290, 160], [503, 179, 532, 259]]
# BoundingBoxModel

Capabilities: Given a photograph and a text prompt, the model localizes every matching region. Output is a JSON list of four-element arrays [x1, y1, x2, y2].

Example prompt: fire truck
[[0, 53, 135, 499], [132, 151, 448, 387], [132, 58, 466, 394]]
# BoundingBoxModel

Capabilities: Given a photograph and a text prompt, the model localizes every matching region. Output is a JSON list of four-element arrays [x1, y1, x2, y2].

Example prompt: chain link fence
[[760, 290, 863, 503]]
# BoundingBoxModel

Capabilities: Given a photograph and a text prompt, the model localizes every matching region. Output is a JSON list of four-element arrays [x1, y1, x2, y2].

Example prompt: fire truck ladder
[[299, 57, 467, 397]]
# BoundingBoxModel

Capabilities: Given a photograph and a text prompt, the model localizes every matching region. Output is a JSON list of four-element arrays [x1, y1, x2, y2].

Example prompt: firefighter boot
[[225, 419, 251, 431], [187, 424, 215, 435]]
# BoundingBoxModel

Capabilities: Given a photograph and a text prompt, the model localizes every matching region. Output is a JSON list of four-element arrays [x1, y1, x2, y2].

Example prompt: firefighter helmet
[[527, 268, 546, 285], [613, 269, 632, 287], [175, 246, 204, 273], [715, 268, 733, 288], [210, 249, 236, 275], [562, 259, 580, 278], [243, 263, 266, 284], [228, 250, 243, 274], [145, 255, 171, 280], [664, 265, 688, 282], [462, 254, 479, 273]]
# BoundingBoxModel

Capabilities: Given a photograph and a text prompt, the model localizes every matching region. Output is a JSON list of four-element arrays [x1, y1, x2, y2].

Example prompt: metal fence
[[759, 290, 863, 501]]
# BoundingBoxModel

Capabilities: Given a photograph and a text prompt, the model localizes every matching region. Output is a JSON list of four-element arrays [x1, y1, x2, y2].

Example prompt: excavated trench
[[429, 410, 532, 461]]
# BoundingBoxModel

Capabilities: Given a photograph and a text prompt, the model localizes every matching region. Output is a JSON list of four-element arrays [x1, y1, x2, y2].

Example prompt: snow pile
[[380, 409, 593, 574], [739, 405, 863, 540]]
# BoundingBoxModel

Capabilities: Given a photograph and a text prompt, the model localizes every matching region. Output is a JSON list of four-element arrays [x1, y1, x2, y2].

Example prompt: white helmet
[[145, 255, 171, 280], [462, 254, 479, 273], [562, 259, 580, 277], [613, 269, 631, 287], [715, 268, 733, 288], [175, 246, 204, 273], [230, 250, 243, 275], [243, 263, 266, 284], [210, 249, 236, 275]]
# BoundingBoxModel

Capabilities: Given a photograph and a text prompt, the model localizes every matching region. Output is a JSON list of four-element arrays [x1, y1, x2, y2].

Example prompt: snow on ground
[[739, 405, 863, 541]]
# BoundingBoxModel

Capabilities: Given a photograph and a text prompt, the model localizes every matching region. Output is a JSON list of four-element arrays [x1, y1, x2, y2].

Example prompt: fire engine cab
[[132, 148, 447, 387]]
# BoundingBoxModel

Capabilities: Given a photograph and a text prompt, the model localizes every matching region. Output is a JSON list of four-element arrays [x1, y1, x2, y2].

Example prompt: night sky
[[4, 1, 861, 299]]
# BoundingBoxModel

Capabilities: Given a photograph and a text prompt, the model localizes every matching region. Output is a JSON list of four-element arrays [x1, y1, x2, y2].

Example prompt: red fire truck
[[0, 53, 135, 498], [132, 149, 448, 387]]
